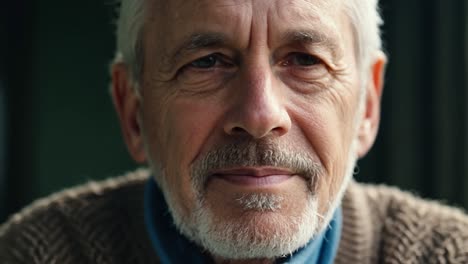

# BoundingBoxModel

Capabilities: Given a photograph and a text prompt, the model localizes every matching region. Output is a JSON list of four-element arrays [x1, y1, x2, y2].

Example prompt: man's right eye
[[189, 54, 219, 68], [177, 53, 236, 85]]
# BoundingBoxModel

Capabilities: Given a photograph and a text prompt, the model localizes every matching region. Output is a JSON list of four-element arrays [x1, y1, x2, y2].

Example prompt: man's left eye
[[284, 53, 321, 66]]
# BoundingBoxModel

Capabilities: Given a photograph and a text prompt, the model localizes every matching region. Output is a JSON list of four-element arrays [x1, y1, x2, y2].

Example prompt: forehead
[[153, 0, 341, 24], [144, 0, 350, 65], [152, 0, 340, 15], [148, 0, 344, 34]]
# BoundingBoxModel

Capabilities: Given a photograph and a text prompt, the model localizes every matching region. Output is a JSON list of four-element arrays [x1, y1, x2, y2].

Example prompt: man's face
[[113, 0, 384, 260]]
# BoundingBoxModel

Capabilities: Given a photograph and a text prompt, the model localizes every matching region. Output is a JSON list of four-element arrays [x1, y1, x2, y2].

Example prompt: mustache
[[191, 138, 323, 191]]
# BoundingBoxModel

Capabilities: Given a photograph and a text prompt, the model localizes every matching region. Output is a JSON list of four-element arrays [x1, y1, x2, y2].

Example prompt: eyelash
[[187, 52, 321, 67], [178, 52, 325, 80], [176, 52, 328, 90], [280, 52, 323, 67], [187, 53, 233, 69]]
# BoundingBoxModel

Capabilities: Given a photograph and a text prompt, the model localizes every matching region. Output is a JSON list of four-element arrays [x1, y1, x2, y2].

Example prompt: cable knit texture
[[1, 169, 468, 264]]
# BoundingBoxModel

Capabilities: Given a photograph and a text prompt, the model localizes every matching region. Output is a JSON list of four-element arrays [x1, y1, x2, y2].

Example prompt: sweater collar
[[144, 177, 342, 264], [334, 180, 376, 264]]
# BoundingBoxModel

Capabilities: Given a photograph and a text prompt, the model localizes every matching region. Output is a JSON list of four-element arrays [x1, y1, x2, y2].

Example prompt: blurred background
[[0, 0, 467, 223]]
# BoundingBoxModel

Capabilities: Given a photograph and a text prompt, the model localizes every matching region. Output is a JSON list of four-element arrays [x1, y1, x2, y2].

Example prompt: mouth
[[211, 167, 296, 187]]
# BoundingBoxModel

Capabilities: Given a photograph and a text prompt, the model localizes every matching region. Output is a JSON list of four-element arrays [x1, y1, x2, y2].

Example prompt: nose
[[223, 66, 291, 139]]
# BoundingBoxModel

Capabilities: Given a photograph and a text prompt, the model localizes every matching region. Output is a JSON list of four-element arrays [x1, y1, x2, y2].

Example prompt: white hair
[[114, 0, 146, 84], [113, 0, 384, 85], [343, 0, 384, 71]]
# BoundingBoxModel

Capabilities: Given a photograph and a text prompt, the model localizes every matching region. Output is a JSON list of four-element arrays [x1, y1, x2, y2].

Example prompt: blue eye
[[290, 53, 320, 66], [190, 54, 218, 68]]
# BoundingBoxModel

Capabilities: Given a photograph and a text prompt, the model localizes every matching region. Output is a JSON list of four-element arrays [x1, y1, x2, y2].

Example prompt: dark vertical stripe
[[3, 0, 36, 222], [0, 82, 5, 221], [0, 0, 6, 222], [462, 0, 468, 207]]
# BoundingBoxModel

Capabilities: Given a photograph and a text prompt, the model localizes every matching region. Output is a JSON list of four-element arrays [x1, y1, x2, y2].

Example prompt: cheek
[[165, 98, 224, 165], [293, 98, 355, 167], [143, 94, 225, 214], [291, 88, 360, 195]]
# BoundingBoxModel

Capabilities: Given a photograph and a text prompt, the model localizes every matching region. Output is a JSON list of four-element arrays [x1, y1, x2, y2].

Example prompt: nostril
[[226, 124, 287, 139], [271, 126, 287, 137], [230, 126, 248, 135]]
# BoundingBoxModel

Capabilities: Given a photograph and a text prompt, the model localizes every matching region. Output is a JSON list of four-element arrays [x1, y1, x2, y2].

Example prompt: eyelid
[[175, 53, 237, 84], [279, 52, 323, 67], [187, 53, 234, 69]]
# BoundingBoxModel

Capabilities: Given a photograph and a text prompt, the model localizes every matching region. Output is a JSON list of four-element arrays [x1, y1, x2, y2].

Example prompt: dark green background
[[1, 0, 467, 222]]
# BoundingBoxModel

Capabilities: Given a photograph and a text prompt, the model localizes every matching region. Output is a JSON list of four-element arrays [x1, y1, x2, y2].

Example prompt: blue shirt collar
[[144, 177, 342, 264]]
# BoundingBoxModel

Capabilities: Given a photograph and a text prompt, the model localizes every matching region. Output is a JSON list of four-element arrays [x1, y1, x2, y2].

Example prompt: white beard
[[187, 194, 321, 259], [155, 140, 357, 260]]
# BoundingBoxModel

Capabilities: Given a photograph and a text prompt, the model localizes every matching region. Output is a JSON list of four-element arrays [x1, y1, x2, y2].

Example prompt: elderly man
[[1, 0, 468, 263]]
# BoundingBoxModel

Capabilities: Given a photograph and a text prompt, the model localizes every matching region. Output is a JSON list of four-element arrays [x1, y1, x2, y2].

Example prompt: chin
[[167, 167, 356, 260], [170, 190, 322, 259]]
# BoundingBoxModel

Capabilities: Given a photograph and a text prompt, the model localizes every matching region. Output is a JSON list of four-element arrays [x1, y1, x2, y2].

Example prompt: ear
[[356, 51, 387, 158], [111, 63, 147, 163]]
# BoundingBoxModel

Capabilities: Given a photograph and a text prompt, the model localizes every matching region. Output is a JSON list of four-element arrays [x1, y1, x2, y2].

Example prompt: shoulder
[[348, 182, 468, 263], [0, 168, 158, 264]]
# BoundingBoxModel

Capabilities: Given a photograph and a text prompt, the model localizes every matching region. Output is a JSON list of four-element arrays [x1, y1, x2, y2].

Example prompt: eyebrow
[[281, 29, 340, 57], [170, 32, 228, 64], [167, 29, 340, 66]]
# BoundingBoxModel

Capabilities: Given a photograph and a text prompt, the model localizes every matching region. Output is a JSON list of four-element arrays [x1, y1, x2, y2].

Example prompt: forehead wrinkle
[[195, 0, 249, 8], [273, 0, 326, 20], [272, 0, 341, 32], [283, 0, 340, 12]]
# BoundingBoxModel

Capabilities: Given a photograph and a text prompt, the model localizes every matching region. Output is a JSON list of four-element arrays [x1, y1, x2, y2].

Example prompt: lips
[[211, 167, 295, 187]]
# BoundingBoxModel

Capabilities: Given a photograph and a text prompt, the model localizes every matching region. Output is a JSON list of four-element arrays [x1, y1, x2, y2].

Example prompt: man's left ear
[[356, 51, 387, 158]]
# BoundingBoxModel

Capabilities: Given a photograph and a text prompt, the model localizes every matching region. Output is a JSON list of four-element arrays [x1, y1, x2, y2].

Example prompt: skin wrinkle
[[291, 111, 331, 175], [287, 79, 355, 178], [140, 84, 203, 218]]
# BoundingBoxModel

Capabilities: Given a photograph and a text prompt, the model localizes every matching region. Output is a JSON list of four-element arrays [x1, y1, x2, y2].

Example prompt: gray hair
[[113, 0, 383, 85], [343, 0, 384, 70], [114, 0, 146, 85]]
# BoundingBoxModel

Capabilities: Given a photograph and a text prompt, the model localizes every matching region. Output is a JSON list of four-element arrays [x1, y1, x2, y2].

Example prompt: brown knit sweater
[[1, 169, 468, 264]]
